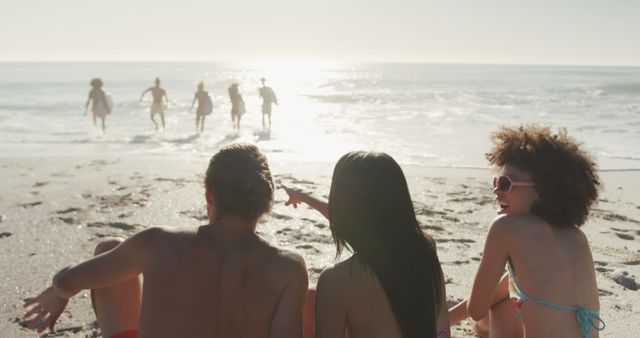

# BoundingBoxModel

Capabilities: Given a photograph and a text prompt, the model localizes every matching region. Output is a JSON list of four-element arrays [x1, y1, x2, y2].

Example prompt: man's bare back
[[138, 225, 307, 338]]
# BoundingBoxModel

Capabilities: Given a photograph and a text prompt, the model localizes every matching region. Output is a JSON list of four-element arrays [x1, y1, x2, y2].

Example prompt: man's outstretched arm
[[23, 227, 160, 333]]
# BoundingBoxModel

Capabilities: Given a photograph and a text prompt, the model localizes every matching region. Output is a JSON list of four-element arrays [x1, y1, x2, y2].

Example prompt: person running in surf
[[140, 78, 168, 130], [84, 78, 111, 133], [258, 78, 278, 131]]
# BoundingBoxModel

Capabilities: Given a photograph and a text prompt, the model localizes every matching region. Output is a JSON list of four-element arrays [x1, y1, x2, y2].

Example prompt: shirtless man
[[23, 144, 309, 338], [140, 78, 168, 130], [190, 82, 211, 133], [259, 78, 278, 131]]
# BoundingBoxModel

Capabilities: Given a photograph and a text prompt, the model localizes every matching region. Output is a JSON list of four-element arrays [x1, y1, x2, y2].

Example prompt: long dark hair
[[329, 151, 444, 338]]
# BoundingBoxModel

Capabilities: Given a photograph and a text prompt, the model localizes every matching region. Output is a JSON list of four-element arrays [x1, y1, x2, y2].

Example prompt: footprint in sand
[[421, 225, 445, 232], [276, 227, 332, 244], [615, 233, 635, 240], [271, 212, 293, 221], [310, 267, 324, 274], [301, 217, 327, 229], [446, 298, 464, 308], [474, 196, 494, 206], [96, 193, 149, 209], [57, 207, 82, 214], [275, 175, 318, 190], [276, 227, 293, 235], [296, 244, 320, 253], [58, 217, 79, 225], [19, 201, 42, 208], [14, 317, 98, 335], [414, 206, 446, 217], [448, 196, 478, 203], [610, 270, 639, 291], [598, 288, 614, 297], [442, 215, 460, 223], [179, 209, 208, 221], [118, 211, 134, 219], [438, 238, 476, 244], [595, 211, 640, 224], [87, 222, 139, 231], [155, 177, 196, 188]]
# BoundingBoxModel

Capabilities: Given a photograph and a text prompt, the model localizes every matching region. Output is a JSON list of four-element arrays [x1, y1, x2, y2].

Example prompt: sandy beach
[[1, 154, 638, 337]]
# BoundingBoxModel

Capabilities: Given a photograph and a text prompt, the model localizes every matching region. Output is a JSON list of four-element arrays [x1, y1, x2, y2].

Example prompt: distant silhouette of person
[[140, 77, 168, 130], [259, 78, 278, 131], [189, 82, 212, 133], [84, 78, 111, 133], [228, 83, 245, 131]]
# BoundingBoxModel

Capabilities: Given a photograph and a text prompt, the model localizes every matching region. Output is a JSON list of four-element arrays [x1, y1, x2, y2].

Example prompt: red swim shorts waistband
[[110, 329, 138, 338]]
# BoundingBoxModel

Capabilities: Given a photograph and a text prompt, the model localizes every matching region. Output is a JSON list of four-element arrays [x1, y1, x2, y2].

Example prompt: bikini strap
[[528, 299, 605, 338], [575, 308, 606, 338]]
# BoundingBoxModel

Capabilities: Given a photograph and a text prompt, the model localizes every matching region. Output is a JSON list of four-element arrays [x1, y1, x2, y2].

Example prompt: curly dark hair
[[205, 144, 274, 220], [485, 124, 600, 228]]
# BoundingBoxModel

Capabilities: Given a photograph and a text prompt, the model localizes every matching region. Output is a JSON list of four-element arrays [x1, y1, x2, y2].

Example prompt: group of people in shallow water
[[23, 124, 605, 338], [85, 77, 277, 134]]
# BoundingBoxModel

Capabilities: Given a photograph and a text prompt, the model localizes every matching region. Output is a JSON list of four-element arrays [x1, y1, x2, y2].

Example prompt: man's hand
[[23, 286, 69, 334]]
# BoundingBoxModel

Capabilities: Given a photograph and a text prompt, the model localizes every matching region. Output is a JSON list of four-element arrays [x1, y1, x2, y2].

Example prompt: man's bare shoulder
[[130, 226, 199, 249], [266, 245, 307, 278]]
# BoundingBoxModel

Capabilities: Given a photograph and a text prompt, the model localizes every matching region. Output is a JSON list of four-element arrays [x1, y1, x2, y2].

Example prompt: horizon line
[[1, 60, 640, 68]]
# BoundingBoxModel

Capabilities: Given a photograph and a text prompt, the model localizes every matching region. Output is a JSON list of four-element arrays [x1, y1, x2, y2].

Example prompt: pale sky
[[1, 0, 639, 65]]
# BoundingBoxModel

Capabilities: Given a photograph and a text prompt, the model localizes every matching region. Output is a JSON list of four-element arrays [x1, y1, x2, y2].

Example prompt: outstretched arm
[[23, 228, 158, 334], [283, 185, 329, 220], [189, 94, 197, 113], [84, 91, 91, 115], [139, 88, 150, 102]]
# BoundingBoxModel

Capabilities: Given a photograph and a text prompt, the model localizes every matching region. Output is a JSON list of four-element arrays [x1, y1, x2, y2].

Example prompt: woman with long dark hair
[[285, 151, 449, 338]]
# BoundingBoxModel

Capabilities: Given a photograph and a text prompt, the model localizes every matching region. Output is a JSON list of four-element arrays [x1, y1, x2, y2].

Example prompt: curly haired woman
[[449, 125, 605, 338]]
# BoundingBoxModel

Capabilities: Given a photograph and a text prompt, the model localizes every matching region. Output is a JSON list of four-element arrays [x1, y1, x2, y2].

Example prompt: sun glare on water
[[226, 59, 362, 163]]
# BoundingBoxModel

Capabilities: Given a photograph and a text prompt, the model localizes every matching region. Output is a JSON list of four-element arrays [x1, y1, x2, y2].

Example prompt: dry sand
[[0, 155, 638, 337]]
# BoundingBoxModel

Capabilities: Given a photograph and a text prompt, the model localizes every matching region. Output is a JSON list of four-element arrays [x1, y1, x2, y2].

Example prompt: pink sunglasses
[[493, 175, 535, 193]]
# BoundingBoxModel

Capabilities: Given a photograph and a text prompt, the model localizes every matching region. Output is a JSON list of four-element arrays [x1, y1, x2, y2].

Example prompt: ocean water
[[0, 62, 639, 169]]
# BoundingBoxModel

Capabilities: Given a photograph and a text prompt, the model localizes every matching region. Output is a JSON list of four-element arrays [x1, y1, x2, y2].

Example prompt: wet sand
[[0, 155, 638, 337]]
